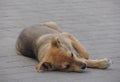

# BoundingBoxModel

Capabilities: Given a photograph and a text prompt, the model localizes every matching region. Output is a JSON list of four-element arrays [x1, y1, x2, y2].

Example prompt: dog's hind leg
[[40, 21, 62, 33]]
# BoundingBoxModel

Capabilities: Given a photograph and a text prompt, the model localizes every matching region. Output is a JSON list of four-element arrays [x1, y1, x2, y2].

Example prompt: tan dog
[[16, 22, 111, 72]]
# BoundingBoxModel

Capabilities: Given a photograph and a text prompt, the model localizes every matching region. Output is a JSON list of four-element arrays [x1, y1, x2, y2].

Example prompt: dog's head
[[36, 36, 87, 72]]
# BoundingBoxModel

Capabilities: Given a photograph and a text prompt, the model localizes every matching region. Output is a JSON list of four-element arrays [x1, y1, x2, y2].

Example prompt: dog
[[16, 22, 111, 72]]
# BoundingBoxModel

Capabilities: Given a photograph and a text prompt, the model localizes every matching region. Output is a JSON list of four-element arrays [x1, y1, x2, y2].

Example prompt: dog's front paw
[[35, 64, 41, 72], [98, 58, 112, 69]]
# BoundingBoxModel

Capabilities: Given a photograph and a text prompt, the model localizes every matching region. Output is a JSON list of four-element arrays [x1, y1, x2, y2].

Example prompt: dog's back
[[16, 24, 59, 58]]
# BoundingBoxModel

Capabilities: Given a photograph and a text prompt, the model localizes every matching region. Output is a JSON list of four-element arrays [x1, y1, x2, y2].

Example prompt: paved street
[[0, 0, 120, 82]]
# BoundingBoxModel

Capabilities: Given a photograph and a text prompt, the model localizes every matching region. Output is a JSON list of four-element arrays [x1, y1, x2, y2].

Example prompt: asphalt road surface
[[0, 0, 120, 82]]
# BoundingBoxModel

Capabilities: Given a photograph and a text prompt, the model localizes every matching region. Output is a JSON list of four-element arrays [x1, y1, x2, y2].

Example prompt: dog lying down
[[16, 22, 111, 72]]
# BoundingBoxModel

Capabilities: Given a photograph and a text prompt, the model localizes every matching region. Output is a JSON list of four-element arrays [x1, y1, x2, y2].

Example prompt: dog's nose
[[81, 63, 87, 69]]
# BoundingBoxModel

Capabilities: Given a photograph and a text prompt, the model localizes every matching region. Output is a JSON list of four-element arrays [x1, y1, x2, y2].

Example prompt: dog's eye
[[71, 52, 74, 58], [65, 64, 71, 69]]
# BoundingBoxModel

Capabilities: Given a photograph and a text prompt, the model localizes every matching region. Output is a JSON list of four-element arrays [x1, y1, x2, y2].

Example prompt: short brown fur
[[16, 22, 111, 72]]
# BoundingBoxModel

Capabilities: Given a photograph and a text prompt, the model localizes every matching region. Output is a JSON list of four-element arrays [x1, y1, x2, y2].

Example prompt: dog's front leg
[[63, 32, 89, 59], [85, 58, 111, 69], [36, 63, 41, 72], [78, 58, 111, 69]]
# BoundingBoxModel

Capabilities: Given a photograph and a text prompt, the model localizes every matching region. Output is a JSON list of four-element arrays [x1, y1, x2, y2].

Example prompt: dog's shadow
[[38, 67, 112, 75]]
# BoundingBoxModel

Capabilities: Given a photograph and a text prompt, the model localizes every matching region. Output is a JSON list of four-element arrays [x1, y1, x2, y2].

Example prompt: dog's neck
[[33, 34, 54, 61], [37, 43, 50, 61]]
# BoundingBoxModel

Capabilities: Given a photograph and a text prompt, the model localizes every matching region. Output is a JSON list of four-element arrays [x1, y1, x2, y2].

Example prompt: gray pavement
[[0, 0, 120, 82]]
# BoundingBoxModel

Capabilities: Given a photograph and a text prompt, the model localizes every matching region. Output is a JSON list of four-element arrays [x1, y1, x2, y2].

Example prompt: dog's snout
[[81, 63, 86, 69]]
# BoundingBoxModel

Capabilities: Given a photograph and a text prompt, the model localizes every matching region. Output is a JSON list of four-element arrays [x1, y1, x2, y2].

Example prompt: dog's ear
[[40, 62, 52, 70], [51, 36, 61, 48]]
